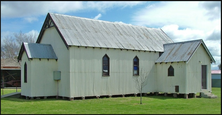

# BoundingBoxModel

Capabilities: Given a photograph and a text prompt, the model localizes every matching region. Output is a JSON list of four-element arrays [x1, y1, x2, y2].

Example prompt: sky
[[1, 1, 221, 70]]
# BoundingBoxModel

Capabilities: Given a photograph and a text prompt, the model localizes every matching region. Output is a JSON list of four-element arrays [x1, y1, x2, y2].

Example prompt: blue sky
[[1, 1, 221, 70]]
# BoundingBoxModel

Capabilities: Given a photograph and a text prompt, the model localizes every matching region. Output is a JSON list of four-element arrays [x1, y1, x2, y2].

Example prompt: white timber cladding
[[186, 44, 212, 93], [156, 62, 187, 93], [21, 52, 31, 97], [40, 27, 70, 97], [18, 12, 216, 98], [30, 59, 58, 97], [69, 46, 158, 97], [21, 51, 58, 97]]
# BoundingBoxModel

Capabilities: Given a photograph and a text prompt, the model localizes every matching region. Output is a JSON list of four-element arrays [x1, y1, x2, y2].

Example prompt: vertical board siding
[[21, 52, 31, 96], [156, 62, 186, 93], [30, 59, 58, 97], [70, 47, 158, 97], [186, 44, 212, 93], [40, 27, 70, 97]]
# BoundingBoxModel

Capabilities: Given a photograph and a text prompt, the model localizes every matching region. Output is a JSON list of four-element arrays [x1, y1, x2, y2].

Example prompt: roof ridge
[[164, 39, 202, 46], [35, 13, 174, 52], [24, 42, 52, 46], [49, 12, 158, 30]]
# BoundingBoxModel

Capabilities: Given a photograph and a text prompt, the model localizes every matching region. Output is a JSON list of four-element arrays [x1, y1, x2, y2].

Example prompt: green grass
[[1, 88, 221, 114], [1, 88, 21, 95]]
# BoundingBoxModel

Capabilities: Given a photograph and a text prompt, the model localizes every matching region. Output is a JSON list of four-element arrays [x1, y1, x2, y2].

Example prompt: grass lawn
[[1, 88, 21, 95], [1, 87, 221, 114]]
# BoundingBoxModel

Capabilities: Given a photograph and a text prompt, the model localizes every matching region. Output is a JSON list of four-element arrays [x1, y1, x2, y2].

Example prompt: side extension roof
[[17, 42, 58, 60], [155, 39, 216, 63]]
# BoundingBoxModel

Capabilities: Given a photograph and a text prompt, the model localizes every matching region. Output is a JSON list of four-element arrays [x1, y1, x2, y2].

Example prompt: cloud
[[198, 1, 221, 20], [93, 13, 102, 20], [131, 1, 220, 32], [206, 29, 221, 41], [1, 30, 39, 45], [114, 21, 133, 26], [1, 1, 83, 18], [161, 24, 205, 42], [131, 1, 221, 70], [211, 55, 221, 70], [204, 40, 221, 57], [1, 31, 14, 45], [1, 1, 144, 18], [26, 30, 39, 38], [24, 17, 38, 23], [161, 24, 221, 68], [85, 1, 144, 12]]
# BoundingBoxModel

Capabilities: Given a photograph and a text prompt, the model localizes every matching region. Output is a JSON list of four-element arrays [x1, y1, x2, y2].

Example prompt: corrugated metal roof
[[1, 58, 20, 68], [20, 42, 58, 59], [41, 13, 174, 52], [155, 39, 216, 63]]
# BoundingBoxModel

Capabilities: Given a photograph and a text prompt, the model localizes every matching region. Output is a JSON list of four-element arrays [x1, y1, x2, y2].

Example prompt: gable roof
[[36, 13, 173, 52], [17, 42, 58, 60], [155, 39, 216, 63]]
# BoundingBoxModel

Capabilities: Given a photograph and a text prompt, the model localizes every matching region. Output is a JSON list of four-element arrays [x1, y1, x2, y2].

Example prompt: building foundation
[[184, 94, 188, 99], [173, 93, 177, 98]]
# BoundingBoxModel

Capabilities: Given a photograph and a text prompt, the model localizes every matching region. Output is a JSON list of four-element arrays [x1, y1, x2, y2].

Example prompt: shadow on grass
[[1, 95, 65, 102], [1, 93, 202, 102], [142, 93, 201, 100]]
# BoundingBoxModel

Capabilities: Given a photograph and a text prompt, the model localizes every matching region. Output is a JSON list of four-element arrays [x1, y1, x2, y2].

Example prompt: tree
[[1, 36, 19, 59], [218, 63, 221, 70], [1, 31, 37, 59], [134, 69, 149, 104]]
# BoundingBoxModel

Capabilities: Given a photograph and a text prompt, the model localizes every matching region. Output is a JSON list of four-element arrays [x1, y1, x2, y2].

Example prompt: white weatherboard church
[[18, 13, 215, 100]]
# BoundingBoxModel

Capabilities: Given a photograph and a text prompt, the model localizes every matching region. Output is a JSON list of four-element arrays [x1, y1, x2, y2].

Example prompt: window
[[133, 56, 139, 75], [168, 65, 174, 76], [102, 54, 109, 76], [159, 52, 163, 57], [24, 62, 27, 83]]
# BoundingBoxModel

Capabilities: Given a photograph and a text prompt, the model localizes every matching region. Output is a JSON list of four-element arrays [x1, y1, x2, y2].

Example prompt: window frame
[[102, 54, 110, 76], [133, 56, 139, 76], [24, 62, 27, 83], [168, 65, 174, 76]]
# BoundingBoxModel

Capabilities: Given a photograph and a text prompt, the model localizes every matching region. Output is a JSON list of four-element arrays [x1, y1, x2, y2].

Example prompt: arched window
[[102, 54, 109, 76], [133, 56, 139, 75], [168, 65, 174, 76], [24, 62, 27, 83]]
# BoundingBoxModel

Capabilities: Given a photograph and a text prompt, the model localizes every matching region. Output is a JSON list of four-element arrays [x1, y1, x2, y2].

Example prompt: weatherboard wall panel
[[69, 46, 158, 97], [30, 59, 57, 97], [186, 44, 212, 93], [156, 62, 186, 93], [40, 27, 70, 97], [20, 52, 31, 97]]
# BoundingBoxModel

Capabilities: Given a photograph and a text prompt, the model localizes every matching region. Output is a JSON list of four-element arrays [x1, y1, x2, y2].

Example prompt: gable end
[[36, 13, 69, 49]]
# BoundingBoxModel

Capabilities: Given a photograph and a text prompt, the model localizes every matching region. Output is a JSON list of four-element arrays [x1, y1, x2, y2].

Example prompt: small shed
[[1, 58, 21, 88], [211, 70, 221, 87], [155, 39, 215, 95], [17, 42, 58, 97]]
